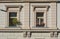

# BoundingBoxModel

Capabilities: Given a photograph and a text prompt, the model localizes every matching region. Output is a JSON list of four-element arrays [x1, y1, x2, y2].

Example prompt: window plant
[[12, 18, 22, 28]]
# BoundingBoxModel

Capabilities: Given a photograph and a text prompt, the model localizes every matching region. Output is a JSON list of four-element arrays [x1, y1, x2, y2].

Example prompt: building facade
[[0, 0, 60, 39]]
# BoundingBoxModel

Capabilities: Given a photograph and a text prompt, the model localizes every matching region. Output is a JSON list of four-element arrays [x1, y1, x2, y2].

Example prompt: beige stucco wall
[[0, 2, 58, 39], [0, 2, 57, 29], [0, 32, 50, 39]]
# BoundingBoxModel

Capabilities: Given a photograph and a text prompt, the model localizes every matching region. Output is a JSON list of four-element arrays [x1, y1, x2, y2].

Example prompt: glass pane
[[36, 12, 44, 17], [9, 12, 17, 17], [9, 18, 17, 27]]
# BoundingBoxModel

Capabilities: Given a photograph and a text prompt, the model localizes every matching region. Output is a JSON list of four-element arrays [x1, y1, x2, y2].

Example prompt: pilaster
[[50, 2, 57, 29]]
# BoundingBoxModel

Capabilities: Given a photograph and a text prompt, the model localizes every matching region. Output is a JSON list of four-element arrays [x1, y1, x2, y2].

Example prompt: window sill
[[32, 26, 47, 28], [5, 26, 22, 29], [31, 26, 49, 29]]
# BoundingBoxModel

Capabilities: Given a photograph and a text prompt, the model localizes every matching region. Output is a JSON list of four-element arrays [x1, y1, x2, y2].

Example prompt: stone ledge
[[0, 28, 59, 32]]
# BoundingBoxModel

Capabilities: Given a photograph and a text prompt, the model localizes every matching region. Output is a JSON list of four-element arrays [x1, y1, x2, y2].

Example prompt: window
[[7, 8, 20, 27], [5, 5, 23, 28], [32, 5, 49, 28], [9, 12, 17, 27], [36, 12, 45, 27]]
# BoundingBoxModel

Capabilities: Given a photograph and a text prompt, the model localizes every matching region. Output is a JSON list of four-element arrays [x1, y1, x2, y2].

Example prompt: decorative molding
[[50, 32, 58, 37], [32, 5, 50, 11], [27, 32, 31, 37], [23, 32, 27, 37], [0, 28, 58, 32], [5, 5, 23, 12], [50, 32, 54, 37], [54, 32, 58, 37], [23, 32, 31, 37], [0, 5, 23, 12], [0, 0, 56, 3]]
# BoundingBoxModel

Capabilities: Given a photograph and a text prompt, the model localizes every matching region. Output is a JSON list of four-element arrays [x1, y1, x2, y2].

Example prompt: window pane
[[36, 12, 44, 17], [9, 12, 17, 17]]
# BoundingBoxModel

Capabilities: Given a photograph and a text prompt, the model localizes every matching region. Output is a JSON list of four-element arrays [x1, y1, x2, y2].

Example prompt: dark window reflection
[[36, 12, 44, 17], [9, 12, 17, 17], [36, 12, 45, 27], [9, 12, 17, 27]]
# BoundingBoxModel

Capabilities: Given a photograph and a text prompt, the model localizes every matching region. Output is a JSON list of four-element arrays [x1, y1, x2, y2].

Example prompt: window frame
[[36, 12, 45, 27], [5, 5, 23, 28], [32, 5, 49, 28], [34, 9, 47, 28], [7, 8, 20, 27]]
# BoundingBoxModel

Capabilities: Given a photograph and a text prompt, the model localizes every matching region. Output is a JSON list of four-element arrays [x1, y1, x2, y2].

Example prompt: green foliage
[[12, 18, 21, 25], [12, 18, 17, 25]]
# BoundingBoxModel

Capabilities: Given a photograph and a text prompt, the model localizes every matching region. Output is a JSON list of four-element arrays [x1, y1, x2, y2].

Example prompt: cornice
[[0, 28, 59, 32], [0, 0, 57, 3]]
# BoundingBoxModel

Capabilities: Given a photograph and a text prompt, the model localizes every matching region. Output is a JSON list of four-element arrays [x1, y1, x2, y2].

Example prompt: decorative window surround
[[5, 5, 23, 28], [23, 32, 31, 37], [23, 31, 58, 37], [5, 5, 23, 11], [32, 5, 50, 29], [0, 5, 23, 12], [32, 5, 50, 11]]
